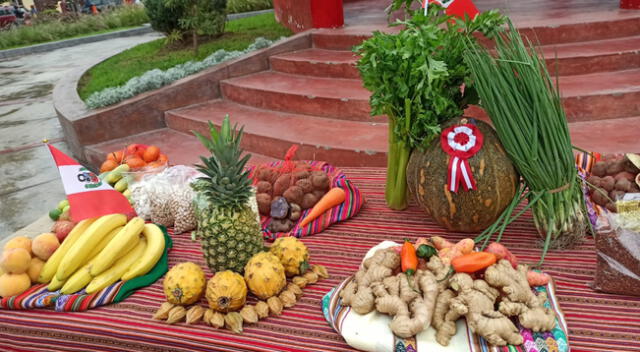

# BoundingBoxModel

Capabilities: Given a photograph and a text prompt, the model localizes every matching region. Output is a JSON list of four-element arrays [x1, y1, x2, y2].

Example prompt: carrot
[[299, 188, 346, 227], [452, 252, 497, 273], [527, 270, 550, 287]]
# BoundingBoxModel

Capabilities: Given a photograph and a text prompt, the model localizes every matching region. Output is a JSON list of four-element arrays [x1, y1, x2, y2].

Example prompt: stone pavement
[[0, 32, 162, 239]]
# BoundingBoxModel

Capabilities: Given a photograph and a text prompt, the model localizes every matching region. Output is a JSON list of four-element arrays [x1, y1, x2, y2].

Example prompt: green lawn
[[78, 13, 291, 101], [1, 25, 142, 51]]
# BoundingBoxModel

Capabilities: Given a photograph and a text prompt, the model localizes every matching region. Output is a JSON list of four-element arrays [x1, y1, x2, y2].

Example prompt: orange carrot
[[299, 188, 346, 227], [452, 252, 497, 273]]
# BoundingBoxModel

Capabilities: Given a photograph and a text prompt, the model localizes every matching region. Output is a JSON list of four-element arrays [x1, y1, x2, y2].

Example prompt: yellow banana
[[87, 226, 123, 260], [105, 164, 130, 185], [56, 214, 127, 281], [89, 217, 144, 276], [48, 274, 66, 291], [122, 189, 131, 198], [60, 263, 92, 295], [86, 239, 146, 294], [121, 224, 165, 281], [39, 218, 96, 283]]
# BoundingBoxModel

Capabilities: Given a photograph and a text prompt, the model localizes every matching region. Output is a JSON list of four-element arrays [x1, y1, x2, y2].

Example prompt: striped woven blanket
[[0, 167, 639, 352]]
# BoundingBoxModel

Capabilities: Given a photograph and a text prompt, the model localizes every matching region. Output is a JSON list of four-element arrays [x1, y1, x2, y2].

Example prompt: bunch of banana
[[99, 164, 132, 203], [38, 214, 166, 295]]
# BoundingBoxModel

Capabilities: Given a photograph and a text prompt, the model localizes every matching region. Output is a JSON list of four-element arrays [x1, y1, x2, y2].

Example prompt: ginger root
[[369, 270, 439, 338], [448, 273, 523, 346], [484, 260, 556, 332], [431, 289, 458, 346], [340, 248, 399, 314]]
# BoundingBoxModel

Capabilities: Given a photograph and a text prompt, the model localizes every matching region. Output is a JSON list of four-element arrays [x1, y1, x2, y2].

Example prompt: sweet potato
[[296, 179, 313, 194], [273, 175, 291, 197], [430, 236, 454, 250], [283, 186, 304, 205], [590, 189, 608, 206], [527, 270, 550, 287], [256, 181, 273, 196], [256, 193, 272, 216], [301, 193, 319, 210], [615, 179, 632, 192], [484, 242, 518, 268]]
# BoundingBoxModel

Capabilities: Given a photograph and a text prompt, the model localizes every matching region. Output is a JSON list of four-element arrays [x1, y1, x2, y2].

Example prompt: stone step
[[569, 115, 640, 154], [84, 128, 279, 170], [312, 16, 640, 51], [543, 34, 640, 76], [220, 71, 384, 122], [270, 48, 360, 79], [165, 100, 388, 167]]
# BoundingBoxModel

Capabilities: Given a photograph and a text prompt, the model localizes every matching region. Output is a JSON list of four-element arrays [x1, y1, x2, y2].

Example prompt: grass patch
[[2, 25, 141, 50], [0, 6, 148, 50], [78, 13, 291, 100], [228, 0, 273, 13]]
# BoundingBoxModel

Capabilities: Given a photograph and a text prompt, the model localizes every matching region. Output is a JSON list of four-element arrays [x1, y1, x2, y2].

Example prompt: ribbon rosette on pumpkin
[[440, 123, 484, 193]]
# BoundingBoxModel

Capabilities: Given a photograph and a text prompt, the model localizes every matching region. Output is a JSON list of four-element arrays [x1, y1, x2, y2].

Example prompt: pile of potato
[[587, 154, 640, 212], [254, 163, 331, 232]]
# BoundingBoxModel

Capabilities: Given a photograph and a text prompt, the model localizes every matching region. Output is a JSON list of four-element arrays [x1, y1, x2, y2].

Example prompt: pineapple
[[192, 115, 264, 273]]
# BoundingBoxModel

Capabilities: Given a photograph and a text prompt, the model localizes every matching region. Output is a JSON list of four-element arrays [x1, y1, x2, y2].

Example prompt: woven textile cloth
[[0, 168, 639, 352]]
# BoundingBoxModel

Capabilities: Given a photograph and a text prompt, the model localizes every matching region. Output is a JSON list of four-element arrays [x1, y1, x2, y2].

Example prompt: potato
[[590, 189, 607, 206], [296, 179, 313, 194], [256, 193, 272, 216], [294, 161, 312, 171], [606, 160, 625, 176], [271, 196, 290, 219], [609, 190, 626, 202], [268, 218, 294, 233], [289, 203, 302, 221], [301, 193, 319, 210], [310, 171, 331, 191], [256, 181, 273, 196], [292, 171, 310, 183], [312, 189, 327, 200], [283, 186, 304, 205], [614, 172, 636, 182], [256, 167, 275, 182], [273, 174, 291, 197], [601, 176, 616, 192], [629, 183, 640, 193], [591, 161, 607, 177], [605, 201, 617, 213], [615, 179, 632, 192]]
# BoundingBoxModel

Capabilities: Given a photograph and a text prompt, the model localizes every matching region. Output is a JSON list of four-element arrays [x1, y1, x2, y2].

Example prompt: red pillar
[[273, 0, 344, 33], [311, 0, 344, 29], [621, 0, 640, 9]]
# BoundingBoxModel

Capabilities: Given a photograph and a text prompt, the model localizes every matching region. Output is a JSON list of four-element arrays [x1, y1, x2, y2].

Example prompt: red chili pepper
[[452, 252, 497, 273]]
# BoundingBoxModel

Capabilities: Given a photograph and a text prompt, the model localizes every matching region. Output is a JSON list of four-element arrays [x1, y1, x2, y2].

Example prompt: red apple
[[51, 220, 76, 242]]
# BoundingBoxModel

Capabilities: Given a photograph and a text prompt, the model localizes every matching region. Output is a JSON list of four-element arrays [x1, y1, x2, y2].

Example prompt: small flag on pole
[[46, 144, 135, 222], [427, 0, 479, 19]]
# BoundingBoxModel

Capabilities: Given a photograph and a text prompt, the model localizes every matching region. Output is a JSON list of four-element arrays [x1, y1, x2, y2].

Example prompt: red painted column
[[621, 0, 640, 9], [311, 0, 344, 29]]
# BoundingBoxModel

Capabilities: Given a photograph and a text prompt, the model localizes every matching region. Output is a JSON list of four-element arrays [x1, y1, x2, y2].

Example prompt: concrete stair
[[86, 8, 640, 168]]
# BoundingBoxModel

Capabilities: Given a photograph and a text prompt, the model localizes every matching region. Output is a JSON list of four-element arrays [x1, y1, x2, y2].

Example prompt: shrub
[[0, 5, 148, 50], [166, 0, 228, 52], [85, 37, 277, 109], [143, 0, 185, 35]]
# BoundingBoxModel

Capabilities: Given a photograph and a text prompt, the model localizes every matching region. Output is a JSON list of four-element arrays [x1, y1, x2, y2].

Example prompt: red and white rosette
[[440, 123, 484, 193]]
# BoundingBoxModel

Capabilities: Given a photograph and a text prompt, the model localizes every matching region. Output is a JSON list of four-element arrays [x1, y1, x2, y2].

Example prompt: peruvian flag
[[423, 0, 479, 19], [47, 144, 135, 222]]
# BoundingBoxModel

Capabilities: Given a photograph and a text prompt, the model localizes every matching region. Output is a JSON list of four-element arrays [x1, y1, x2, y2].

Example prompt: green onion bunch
[[464, 21, 588, 262]]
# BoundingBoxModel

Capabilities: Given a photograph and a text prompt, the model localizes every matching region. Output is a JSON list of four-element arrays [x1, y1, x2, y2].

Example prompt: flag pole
[[424, 0, 428, 15]]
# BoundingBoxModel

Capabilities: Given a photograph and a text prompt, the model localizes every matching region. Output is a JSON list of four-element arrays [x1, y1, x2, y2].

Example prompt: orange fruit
[[126, 158, 147, 169], [100, 160, 118, 173], [143, 146, 160, 162], [126, 144, 139, 156], [106, 150, 125, 163], [147, 161, 164, 169], [158, 154, 168, 163]]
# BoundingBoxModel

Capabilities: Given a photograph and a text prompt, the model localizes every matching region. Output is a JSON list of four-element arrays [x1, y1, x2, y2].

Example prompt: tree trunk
[[192, 30, 198, 55]]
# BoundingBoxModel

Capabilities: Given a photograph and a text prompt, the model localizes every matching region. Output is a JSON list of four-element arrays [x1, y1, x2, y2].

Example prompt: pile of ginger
[[339, 245, 557, 347]]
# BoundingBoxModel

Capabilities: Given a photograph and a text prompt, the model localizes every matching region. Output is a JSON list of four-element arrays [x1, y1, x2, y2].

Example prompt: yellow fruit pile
[[0, 233, 60, 297], [0, 214, 167, 298], [153, 237, 330, 334]]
